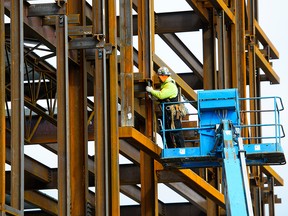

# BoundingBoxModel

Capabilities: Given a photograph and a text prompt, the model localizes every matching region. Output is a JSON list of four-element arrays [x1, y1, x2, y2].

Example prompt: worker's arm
[[150, 82, 177, 100]]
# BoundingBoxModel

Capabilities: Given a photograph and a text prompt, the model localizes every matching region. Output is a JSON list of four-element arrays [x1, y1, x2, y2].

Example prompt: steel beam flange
[[28, 3, 66, 17], [68, 36, 113, 55]]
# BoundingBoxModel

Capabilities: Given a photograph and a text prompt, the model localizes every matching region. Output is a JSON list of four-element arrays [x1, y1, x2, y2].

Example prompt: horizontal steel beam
[[185, 0, 209, 23], [121, 202, 204, 215], [159, 33, 203, 79], [255, 46, 280, 84], [176, 169, 225, 209], [119, 126, 224, 207], [208, 0, 235, 23], [28, 3, 65, 16], [261, 166, 284, 186], [255, 20, 279, 59]]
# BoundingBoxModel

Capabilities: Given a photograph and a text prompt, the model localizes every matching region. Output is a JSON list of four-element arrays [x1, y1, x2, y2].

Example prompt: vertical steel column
[[67, 0, 88, 215], [236, 0, 249, 139], [138, 0, 154, 139], [93, 0, 112, 214], [140, 153, 157, 216], [10, 0, 24, 214], [120, 0, 134, 127], [247, 0, 257, 140], [236, 0, 246, 94], [0, 0, 6, 214], [138, 1, 158, 215], [206, 177, 218, 216], [106, 0, 120, 214], [267, 177, 275, 215], [203, 12, 216, 90], [230, 0, 238, 88], [56, 13, 70, 216], [217, 10, 227, 89], [247, 3, 262, 213], [138, 0, 153, 79], [254, 0, 262, 142]]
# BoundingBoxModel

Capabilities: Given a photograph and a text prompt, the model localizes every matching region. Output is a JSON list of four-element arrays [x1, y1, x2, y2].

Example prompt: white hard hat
[[157, 66, 171, 76]]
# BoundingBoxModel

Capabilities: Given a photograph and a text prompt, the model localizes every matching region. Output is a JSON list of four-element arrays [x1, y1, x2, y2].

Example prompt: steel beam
[[208, 0, 235, 23], [236, 0, 246, 96], [140, 152, 157, 215], [255, 47, 280, 84], [261, 166, 284, 186], [28, 3, 65, 17], [0, 0, 5, 213], [216, 10, 227, 89], [159, 33, 203, 79], [155, 11, 204, 33], [4, 0, 78, 63], [267, 177, 275, 215], [176, 169, 225, 209], [137, 0, 154, 140], [2, 0, 285, 214], [185, 0, 209, 23], [93, 0, 108, 214], [67, 0, 88, 215], [119, 127, 225, 208], [24, 191, 58, 215], [106, 1, 120, 213], [247, 0, 257, 144], [167, 182, 207, 213], [135, 0, 158, 212], [10, 0, 24, 214], [255, 20, 279, 59], [202, 16, 216, 90], [120, 0, 134, 126], [121, 203, 204, 216], [56, 12, 70, 216]]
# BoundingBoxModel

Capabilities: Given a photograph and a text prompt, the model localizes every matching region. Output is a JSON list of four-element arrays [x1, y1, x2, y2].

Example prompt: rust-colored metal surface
[[1, 0, 285, 215], [0, 0, 6, 214]]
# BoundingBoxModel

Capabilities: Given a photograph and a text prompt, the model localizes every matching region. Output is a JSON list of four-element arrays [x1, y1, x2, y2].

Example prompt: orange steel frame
[[0, 0, 283, 215]]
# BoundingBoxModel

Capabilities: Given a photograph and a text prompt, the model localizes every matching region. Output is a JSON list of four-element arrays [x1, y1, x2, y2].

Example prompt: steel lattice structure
[[0, 0, 284, 215]]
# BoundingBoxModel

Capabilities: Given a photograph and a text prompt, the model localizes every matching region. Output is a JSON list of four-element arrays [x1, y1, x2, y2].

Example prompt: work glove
[[146, 86, 153, 92]]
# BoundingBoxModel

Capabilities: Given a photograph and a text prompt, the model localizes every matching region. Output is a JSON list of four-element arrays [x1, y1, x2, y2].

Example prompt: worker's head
[[157, 66, 171, 76], [157, 66, 170, 82]]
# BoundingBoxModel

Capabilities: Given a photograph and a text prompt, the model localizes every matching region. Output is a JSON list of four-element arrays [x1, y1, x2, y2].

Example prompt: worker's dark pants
[[163, 109, 185, 148]]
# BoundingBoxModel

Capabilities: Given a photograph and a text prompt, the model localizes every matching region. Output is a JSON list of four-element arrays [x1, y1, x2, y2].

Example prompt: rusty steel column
[[236, 0, 248, 139], [106, 0, 120, 214], [247, 2, 262, 213], [138, 0, 154, 79], [203, 13, 216, 90], [93, 0, 110, 214], [120, 0, 134, 127], [56, 13, 70, 216], [0, 0, 6, 214], [237, 0, 246, 95], [67, 0, 88, 215], [140, 152, 157, 215], [138, 0, 154, 139], [247, 0, 257, 141], [137, 0, 158, 215], [206, 174, 219, 216], [216, 10, 227, 89], [10, 0, 24, 214], [231, 1, 239, 89]]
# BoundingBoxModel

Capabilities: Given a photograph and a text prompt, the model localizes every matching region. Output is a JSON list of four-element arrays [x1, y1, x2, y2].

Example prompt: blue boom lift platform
[[160, 88, 286, 216]]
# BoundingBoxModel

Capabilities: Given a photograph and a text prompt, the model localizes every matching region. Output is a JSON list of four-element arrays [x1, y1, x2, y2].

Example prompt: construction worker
[[146, 66, 185, 148]]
